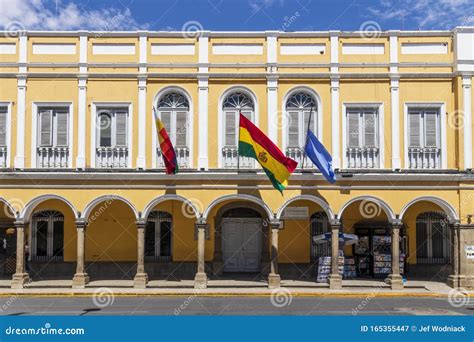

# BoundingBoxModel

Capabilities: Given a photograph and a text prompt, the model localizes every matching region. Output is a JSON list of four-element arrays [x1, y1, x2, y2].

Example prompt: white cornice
[[0, 28, 464, 39]]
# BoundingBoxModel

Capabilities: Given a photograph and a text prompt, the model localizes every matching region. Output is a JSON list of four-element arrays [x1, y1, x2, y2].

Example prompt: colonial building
[[0, 27, 473, 290]]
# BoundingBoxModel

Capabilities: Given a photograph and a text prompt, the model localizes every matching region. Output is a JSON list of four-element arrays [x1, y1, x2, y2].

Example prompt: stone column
[[448, 223, 464, 288], [328, 223, 342, 289], [386, 222, 404, 290], [11, 221, 30, 289], [194, 222, 208, 289], [72, 220, 90, 289], [133, 220, 148, 288], [268, 220, 281, 289]]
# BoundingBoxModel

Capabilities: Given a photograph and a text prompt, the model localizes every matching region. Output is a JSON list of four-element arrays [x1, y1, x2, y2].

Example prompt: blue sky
[[0, 0, 473, 32]]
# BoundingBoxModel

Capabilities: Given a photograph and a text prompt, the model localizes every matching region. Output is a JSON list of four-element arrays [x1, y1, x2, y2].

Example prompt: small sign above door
[[282, 207, 309, 220]]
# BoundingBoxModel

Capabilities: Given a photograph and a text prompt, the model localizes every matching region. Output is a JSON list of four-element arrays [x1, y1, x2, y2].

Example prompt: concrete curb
[[0, 291, 460, 298]]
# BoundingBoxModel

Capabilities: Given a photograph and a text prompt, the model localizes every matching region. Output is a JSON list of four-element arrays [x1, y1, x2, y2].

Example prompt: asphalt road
[[0, 296, 472, 316]]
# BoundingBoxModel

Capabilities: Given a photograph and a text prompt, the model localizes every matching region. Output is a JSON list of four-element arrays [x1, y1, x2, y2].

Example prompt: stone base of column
[[328, 274, 342, 289], [72, 273, 90, 289], [133, 273, 148, 289], [11, 273, 30, 289], [386, 274, 404, 290], [194, 272, 208, 289], [447, 275, 474, 289], [268, 273, 281, 289]]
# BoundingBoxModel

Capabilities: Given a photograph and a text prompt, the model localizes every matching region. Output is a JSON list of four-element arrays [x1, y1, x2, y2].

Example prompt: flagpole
[[301, 106, 314, 171], [237, 111, 241, 173]]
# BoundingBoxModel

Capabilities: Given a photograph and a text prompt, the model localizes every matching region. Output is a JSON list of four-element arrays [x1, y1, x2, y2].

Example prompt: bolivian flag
[[239, 113, 297, 192], [154, 108, 178, 175]]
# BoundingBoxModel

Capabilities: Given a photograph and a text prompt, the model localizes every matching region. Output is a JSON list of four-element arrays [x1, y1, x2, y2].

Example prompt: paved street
[[0, 296, 471, 316]]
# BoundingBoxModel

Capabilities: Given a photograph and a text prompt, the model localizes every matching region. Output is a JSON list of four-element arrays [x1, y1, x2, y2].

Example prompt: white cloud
[[367, 0, 474, 29], [248, 0, 284, 13], [0, 0, 147, 31]]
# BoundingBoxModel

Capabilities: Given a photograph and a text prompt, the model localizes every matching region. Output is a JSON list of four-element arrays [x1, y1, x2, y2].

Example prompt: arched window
[[285, 91, 317, 167], [222, 92, 255, 168], [32, 210, 64, 261], [145, 211, 172, 261], [416, 211, 451, 264], [310, 211, 330, 262], [157, 92, 190, 168]]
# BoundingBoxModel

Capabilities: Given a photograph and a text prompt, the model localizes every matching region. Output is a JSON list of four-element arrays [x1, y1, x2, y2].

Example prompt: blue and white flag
[[304, 129, 336, 183]]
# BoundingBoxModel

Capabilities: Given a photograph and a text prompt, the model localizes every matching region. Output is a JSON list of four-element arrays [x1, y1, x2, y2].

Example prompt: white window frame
[[281, 87, 323, 152], [31, 102, 73, 168], [218, 86, 259, 168], [0, 102, 12, 167], [152, 87, 194, 168], [403, 102, 447, 169], [342, 102, 384, 169], [90, 102, 133, 168]]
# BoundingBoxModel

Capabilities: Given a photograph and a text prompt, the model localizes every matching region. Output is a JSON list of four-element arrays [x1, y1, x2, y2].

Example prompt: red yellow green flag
[[238, 113, 297, 192], [154, 108, 178, 175]]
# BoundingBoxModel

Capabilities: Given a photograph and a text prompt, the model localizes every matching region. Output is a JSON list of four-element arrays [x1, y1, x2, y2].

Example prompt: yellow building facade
[[0, 28, 473, 290]]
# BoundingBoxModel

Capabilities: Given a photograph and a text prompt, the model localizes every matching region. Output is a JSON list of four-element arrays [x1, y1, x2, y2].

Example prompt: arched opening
[[284, 90, 318, 167], [84, 198, 138, 281], [0, 201, 16, 279], [221, 90, 256, 168], [339, 199, 402, 281], [156, 91, 191, 168], [207, 198, 270, 279], [23, 198, 77, 281], [142, 197, 199, 281], [401, 199, 454, 282]]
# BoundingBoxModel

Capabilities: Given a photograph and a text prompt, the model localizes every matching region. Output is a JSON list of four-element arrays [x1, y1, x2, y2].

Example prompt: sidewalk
[[0, 278, 464, 297]]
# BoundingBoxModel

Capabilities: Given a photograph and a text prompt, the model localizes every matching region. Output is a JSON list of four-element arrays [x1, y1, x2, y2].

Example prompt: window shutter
[[225, 110, 236, 147], [347, 112, 360, 147], [115, 111, 127, 146], [363, 111, 376, 147], [303, 110, 314, 133], [288, 111, 299, 147], [0, 109, 7, 146], [175, 111, 187, 147], [55, 111, 68, 146], [241, 110, 252, 122], [408, 112, 420, 147], [424, 111, 438, 147], [39, 110, 53, 146]]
